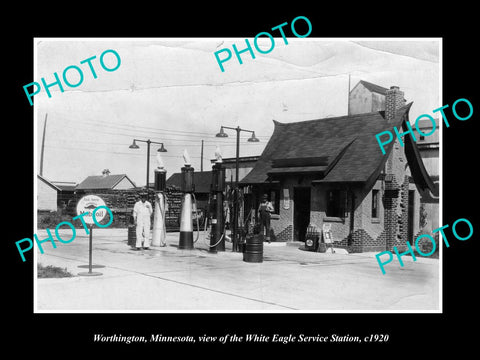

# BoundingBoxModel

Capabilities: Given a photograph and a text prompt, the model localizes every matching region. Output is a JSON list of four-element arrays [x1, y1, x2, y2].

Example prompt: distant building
[[76, 173, 136, 193], [37, 175, 77, 212], [37, 175, 61, 211], [166, 170, 212, 196], [73, 174, 138, 224], [348, 80, 390, 115], [51, 180, 76, 210]]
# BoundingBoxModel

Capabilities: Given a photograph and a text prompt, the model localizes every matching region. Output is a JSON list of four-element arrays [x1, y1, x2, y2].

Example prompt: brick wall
[[276, 224, 292, 242], [310, 183, 351, 243], [334, 229, 387, 253], [268, 162, 419, 253], [397, 176, 410, 245], [351, 181, 386, 252], [269, 177, 304, 242], [269, 175, 394, 252]]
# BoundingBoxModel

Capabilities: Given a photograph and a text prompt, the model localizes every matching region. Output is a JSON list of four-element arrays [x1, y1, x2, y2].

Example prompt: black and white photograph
[[33, 37, 442, 313], [7, 6, 479, 353]]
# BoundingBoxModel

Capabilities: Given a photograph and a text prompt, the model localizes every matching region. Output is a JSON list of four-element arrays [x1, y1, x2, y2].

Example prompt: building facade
[[241, 86, 436, 253], [37, 175, 60, 212], [349, 80, 440, 233], [348, 80, 388, 115], [37, 175, 77, 212]]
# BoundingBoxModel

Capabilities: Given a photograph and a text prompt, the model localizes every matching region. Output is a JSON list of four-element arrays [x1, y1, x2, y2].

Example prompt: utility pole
[[40, 113, 47, 176], [129, 139, 167, 205], [200, 139, 204, 172], [347, 73, 351, 115]]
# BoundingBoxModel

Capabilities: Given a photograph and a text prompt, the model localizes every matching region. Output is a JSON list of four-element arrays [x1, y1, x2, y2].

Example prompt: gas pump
[[208, 161, 226, 253], [152, 153, 167, 247], [178, 150, 195, 250]]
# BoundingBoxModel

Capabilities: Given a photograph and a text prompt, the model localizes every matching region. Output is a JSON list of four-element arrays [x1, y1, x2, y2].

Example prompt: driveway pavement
[[34, 228, 440, 312]]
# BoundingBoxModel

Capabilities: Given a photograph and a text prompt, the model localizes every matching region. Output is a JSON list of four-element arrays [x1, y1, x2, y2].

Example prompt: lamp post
[[129, 139, 167, 203], [215, 126, 259, 252]]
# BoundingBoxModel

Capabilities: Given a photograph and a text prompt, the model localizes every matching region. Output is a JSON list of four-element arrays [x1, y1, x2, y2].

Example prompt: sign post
[[76, 195, 107, 276]]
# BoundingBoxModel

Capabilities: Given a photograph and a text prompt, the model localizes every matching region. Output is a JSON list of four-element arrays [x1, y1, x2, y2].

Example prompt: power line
[[51, 115, 272, 139], [44, 145, 205, 159], [55, 123, 269, 145], [54, 117, 215, 137]]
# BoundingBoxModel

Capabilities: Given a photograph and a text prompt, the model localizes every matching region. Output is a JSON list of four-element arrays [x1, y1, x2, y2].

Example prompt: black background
[[6, 4, 477, 355]]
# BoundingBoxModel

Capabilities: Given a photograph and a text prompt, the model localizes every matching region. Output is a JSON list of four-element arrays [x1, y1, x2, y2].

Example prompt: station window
[[326, 189, 345, 218], [371, 189, 379, 218]]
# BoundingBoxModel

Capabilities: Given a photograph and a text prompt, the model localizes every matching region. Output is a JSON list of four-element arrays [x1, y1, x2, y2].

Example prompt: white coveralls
[[133, 200, 153, 248]]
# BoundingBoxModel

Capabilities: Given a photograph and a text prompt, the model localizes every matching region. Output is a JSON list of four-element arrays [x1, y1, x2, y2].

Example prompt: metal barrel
[[127, 224, 136, 248], [243, 234, 263, 263]]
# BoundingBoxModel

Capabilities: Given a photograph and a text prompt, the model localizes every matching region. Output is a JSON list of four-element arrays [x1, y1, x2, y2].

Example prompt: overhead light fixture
[[248, 131, 259, 142], [215, 127, 228, 138], [129, 139, 139, 149], [158, 143, 167, 152]]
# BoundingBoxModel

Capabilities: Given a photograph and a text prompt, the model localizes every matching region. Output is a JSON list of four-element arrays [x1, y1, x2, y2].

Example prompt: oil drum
[[243, 234, 263, 263], [128, 224, 136, 248]]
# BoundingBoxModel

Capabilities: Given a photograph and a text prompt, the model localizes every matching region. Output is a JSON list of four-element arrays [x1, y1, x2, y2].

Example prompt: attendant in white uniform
[[133, 193, 153, 250]]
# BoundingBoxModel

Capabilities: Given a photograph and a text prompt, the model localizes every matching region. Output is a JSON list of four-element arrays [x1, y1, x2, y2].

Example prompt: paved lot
[[35, 228, 440, 312]]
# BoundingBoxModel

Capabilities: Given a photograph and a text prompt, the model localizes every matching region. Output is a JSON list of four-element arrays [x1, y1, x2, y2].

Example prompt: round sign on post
[[76, 195, 108, 225], [76, 195, 106, 276]]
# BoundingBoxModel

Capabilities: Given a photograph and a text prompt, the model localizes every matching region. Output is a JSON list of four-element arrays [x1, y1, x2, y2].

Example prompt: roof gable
[[37, 174, 61, 191], [51, 181, 77, 192], [76, 174, 136, 190], [358, 80, 389, 95]]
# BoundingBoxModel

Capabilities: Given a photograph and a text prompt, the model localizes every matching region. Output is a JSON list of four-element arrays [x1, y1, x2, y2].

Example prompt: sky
[[34, 38, 440, 187]]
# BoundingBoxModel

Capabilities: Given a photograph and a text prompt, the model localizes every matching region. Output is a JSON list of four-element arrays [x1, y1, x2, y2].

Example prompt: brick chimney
[[385, 86, 405, 122]]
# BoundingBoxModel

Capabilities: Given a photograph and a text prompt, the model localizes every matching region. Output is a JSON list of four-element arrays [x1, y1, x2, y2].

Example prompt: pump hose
[[203, 207, 228, 248], [191, 192, 200, 244], [200, 191, 227, 248], [200, 189, 249, 249], [159, 194, 167, 246], [243, 208, 254, 229]]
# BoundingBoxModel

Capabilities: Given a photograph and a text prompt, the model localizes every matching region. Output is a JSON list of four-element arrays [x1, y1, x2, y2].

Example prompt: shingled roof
[[241, 103, 436, 194], [357, 80, 389, 95], [76, 174, 136, 190]]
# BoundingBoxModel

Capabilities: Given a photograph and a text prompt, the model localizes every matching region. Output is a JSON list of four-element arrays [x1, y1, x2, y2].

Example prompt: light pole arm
[[221, 126, 256, 135], [133, 139, 165, 146]]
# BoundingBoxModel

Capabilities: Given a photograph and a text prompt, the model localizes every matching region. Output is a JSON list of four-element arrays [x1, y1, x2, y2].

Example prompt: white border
[[33, 37, 442, 314]]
